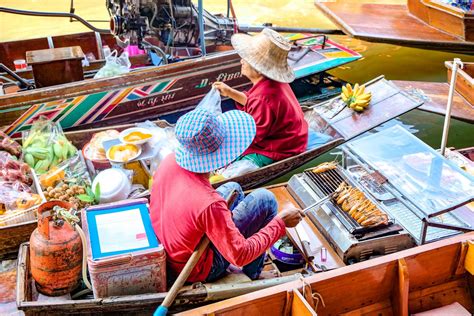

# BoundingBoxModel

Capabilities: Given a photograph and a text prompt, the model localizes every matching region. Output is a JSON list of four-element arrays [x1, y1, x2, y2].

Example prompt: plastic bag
[[219, 160, 259, 179], [196, 87, 222, 115], [94, 50, 131, 79], [0, 152, 32, 186], [22, 117, 77, 174], [0, 131, 22, 158]]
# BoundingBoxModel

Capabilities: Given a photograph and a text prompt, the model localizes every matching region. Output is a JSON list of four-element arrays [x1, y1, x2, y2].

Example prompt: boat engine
[[107, 0, 235, 49]]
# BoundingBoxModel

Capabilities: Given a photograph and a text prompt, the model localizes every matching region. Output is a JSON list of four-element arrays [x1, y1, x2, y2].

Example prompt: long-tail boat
[[394, 60, 474, 123], [0, 31, 360, 137], [182, 232, 474, 315], [315, 0, 474, 53]]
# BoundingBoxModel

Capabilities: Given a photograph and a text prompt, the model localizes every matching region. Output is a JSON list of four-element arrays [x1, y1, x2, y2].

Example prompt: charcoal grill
[[287, 167, 414, 264]]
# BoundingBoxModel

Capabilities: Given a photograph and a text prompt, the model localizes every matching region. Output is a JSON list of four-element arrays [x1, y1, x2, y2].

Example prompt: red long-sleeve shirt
[[237, 78, 308, 161], [150, 154, 286, 282]]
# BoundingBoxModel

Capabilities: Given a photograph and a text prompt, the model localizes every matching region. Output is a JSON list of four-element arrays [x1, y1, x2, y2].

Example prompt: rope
[[300, 276, 326, 312]]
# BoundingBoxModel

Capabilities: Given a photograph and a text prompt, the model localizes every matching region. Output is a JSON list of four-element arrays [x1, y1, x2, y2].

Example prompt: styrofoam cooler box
[[81, 198, 166, 298]]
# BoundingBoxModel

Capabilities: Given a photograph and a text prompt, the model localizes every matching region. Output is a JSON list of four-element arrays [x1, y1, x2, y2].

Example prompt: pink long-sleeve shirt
[[150, 154, 285, 282]]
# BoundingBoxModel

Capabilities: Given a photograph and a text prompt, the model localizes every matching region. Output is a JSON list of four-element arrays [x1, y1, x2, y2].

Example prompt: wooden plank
[[392, 258, 409, 316], [340, 299, 393, 316], [291, 289, 317, 316], [447, 61, 474, 106], [315, 2, 474, 52], [393, 80, 474, 123]]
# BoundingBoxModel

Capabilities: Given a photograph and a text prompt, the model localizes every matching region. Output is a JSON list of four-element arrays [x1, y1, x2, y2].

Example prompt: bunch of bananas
[[341, 83, 372, 112], [23, 131, 77, 174]]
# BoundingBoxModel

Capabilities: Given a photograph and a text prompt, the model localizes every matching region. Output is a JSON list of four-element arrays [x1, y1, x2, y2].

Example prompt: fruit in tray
[[123, 131, 152, 142], [44, 184, 89, 209], [333, 181, 388, 227], [341, 83, 372, 112], [13, 194, 43, 211], [39, 166, 66, 188], [107, 144, 140, 162], [23, 132, 77, 174]]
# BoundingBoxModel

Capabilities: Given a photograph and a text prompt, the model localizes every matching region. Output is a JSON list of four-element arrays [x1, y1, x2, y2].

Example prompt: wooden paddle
[[154, 189, 238, 315]]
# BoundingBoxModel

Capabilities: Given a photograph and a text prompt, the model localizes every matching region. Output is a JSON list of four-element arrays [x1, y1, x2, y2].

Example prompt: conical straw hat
[[231, 28, 295, 83]]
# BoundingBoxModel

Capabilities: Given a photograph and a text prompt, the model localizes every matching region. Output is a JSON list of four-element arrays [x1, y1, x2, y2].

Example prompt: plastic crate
[[81, 199, 166, 298]]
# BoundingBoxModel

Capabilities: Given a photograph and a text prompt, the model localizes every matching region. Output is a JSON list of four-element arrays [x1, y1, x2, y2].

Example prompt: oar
[[154, 189, 238, 316]]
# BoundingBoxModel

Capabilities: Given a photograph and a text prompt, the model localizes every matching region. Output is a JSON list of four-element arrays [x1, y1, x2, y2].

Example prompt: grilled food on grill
[[312, 161, 338, 174], [332, 182, 388, 227]]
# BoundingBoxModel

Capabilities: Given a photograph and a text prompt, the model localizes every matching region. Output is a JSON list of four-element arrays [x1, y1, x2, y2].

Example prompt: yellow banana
[[341, 94, 349, 103], [354, 99, 370, 107], [341, 86, 350, 99], [354, 105, 365, 112], [345, 83, 353, 95], [357, 92, 372, 101], [354, 85, 365, 97]]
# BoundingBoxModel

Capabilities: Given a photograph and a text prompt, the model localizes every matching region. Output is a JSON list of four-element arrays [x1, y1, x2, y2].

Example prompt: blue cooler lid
[[85, 199, 159, 260]]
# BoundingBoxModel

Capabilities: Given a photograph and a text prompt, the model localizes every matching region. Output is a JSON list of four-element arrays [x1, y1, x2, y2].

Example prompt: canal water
[[0, 0, 473, 184]]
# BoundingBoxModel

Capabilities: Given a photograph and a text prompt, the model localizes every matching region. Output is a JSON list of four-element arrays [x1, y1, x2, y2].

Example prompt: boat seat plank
[[315, 2, 474, 51], [393, 81, 474, 123], [392, 258, 409, 316], [291, 289, 317, 316]]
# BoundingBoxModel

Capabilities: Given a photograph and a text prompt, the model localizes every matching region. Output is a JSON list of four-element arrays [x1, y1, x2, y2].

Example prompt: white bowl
[[106, 143, 141, 163], [92, 168, 132, 203], [119, 127, 153, 145]]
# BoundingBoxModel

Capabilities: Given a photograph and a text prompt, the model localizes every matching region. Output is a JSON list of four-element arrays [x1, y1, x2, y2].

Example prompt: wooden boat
[[183, 232, 474, 315], [393, 60, 474, 123], [0, 31, 361, 137], [11, 128, 474, 314], [315, 0, 474, 53]]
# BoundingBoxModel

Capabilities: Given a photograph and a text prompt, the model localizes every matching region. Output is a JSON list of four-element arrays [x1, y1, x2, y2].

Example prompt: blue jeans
[[206, 182, 278, 282]]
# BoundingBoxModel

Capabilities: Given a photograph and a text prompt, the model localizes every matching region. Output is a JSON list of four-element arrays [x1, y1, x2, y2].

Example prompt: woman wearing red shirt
[[213, 28, 308, 167]]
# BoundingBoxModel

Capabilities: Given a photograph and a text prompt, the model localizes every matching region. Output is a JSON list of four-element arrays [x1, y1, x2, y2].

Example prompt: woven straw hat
[[231, 28, 295, 83]]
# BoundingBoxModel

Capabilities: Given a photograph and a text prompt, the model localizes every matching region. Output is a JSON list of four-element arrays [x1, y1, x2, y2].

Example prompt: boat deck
[[315, 2, 474, 52], [393, 80, 474, 123]]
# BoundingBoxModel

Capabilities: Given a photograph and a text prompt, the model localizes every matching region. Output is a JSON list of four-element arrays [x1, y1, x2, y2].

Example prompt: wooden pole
[[440, 58, 463, 156]]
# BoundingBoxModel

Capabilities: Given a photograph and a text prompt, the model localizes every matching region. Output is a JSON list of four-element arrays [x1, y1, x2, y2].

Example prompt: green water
[[271, 37, 474, 184]]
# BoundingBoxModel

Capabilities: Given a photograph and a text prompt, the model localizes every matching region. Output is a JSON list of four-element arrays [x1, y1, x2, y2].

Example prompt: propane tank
[[30, 201, 82, 296]]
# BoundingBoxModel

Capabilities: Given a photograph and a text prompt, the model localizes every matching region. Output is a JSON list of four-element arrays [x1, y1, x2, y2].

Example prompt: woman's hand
[[212, 82, 232, 97], [278, 207, 304, 228]]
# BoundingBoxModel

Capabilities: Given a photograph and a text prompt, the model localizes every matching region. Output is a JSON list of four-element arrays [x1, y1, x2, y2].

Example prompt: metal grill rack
[[303, 168, 390, 235]]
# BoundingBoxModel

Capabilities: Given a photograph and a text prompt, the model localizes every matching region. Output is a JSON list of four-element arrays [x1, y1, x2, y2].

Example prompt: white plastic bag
[[196, 87, 222, 115], [219, 160, 259, 178], [94, 50, 131, 79]]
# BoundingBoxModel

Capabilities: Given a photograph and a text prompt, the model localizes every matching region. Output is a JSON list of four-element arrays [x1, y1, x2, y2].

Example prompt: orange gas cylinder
[[30, 201, 82, 296]]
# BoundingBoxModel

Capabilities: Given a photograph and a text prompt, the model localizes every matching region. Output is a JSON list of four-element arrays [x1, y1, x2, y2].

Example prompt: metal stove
[[287, 167, 415, 264]]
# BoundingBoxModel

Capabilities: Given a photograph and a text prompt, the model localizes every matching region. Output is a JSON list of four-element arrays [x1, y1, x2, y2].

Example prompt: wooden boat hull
[[59, 76, 423, 191], [447, 61, 474, 106], [393, 80, 474, 123], [183, 232, 474, 315], [14, 243, 302, 315], [314, 1, 474, 52], [0, 35, 361, 137]]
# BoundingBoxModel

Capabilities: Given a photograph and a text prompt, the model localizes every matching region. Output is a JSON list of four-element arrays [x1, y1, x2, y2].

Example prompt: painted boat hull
[[0, 34, 361, 137]]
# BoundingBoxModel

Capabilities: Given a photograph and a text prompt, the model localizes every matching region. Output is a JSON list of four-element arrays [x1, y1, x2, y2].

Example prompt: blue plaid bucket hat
[[175, 108, 256, 173]]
